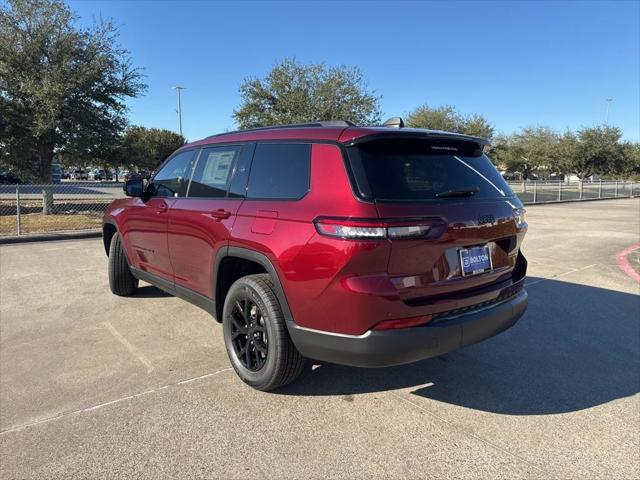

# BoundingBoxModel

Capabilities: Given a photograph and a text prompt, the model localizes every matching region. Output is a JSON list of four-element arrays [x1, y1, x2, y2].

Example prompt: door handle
[[156, 202, 168, 214], [211, 209, 231, 221]]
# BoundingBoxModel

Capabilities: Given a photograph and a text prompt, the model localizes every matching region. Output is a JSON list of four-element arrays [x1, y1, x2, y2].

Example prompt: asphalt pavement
[[0, 198, 638, 479]]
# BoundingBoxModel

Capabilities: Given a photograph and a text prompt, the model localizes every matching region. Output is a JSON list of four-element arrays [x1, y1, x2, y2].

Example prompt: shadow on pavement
[[279, 277, 640, 415], [135, 285, 172, 298]]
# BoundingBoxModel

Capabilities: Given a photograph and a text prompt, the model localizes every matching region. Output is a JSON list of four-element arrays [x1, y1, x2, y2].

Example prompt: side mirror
[[124, 179, 145, 197]]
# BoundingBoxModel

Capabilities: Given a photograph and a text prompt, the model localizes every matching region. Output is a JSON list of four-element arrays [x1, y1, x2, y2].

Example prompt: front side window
[[152, 150, 197, 197], [188, 146, 240, 198], [246, 143, 311, 200]]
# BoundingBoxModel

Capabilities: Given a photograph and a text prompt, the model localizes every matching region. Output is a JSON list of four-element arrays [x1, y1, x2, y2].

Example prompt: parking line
[[101, 321, 154, 374], [526, 264, 598, 287], [0, 367, 233, 435], [389, 392, 548, 476]]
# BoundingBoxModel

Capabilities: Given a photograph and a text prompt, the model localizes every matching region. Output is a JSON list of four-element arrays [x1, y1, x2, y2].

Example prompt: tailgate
[[376, 200, 523, 303]]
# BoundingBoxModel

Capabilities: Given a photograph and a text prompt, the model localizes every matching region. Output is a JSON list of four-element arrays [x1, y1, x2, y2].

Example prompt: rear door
[[346, 137, 526, 303], [167, 144, 253, 298]]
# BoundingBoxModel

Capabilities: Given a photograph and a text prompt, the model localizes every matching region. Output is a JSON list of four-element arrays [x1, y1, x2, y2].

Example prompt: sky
[[68, 0, 640, 142]]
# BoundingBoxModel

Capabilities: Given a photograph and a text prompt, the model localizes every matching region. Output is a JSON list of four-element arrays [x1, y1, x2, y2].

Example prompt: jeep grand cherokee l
[[103, 119, 528, 391]]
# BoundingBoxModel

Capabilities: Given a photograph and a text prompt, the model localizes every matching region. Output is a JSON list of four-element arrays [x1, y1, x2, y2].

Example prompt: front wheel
[[108, 231, 138, 296], [222, 274, 306, 391]]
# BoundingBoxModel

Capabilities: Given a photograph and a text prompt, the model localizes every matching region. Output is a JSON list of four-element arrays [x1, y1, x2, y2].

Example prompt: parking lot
[[0, 199, 638, 479]]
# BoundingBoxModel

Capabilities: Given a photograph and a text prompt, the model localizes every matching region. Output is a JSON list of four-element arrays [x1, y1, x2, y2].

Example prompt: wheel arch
[[102, 220, 118, 256], [215, 247, 295, 325]]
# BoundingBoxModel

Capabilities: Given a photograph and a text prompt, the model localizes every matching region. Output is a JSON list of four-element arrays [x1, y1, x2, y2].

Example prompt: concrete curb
[[0, 230, 101, 245]]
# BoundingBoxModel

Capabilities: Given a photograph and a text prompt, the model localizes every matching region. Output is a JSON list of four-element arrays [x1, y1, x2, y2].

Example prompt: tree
[[121, 126, 185, 173], [0, 0, 146, 185], [621, 142, 640, 179], [233, 58, 381, 128], [491, 127, 562, 180], [565, 125, 626, 180], [405, 104, 494, 139]]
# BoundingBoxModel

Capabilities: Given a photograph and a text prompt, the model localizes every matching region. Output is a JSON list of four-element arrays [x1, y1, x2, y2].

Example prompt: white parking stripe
[[0, 367, 233, 435], [102, 321, 154, 374], [526, 264, 598, 287]]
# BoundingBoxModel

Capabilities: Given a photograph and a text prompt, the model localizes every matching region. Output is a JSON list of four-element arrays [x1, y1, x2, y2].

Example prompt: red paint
[[105, 125, 528, 336], [616, 244, 640, 282], [251, 210, 278, 235]]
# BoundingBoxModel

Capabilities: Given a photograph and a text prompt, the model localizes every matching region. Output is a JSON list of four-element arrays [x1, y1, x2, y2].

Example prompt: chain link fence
[[507, 180, 635, 204], [0, 182, 124, 236], [0, 179, 636, 237]]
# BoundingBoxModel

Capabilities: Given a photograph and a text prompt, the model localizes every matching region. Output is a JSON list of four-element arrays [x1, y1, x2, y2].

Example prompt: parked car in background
[[0, 171, 22, 184], [51, 163, 63, 184], [71, 169, 88, 180], [123, 171, 149, 182], [88, 169, 114, 181], [103, 119, 529, 391]]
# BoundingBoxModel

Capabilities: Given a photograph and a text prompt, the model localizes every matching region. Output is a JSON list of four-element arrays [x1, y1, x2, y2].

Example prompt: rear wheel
[[108, 232, 138, 296], [222, 274, 306, 391]]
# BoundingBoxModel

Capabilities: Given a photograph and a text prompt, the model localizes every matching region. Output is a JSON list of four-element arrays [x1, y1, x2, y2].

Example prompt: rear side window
[[188, 146, 240, 198], [347, 138, 514, 202], [152, 150, 197, 197], [246, 143, 311, 200]]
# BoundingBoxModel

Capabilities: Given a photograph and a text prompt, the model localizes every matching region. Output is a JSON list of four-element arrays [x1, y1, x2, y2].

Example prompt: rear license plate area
[[459, 245, 493, 277]]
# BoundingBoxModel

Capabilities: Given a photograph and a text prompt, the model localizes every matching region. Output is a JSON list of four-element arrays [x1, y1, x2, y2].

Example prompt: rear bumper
[[287, 290, 528, 368]]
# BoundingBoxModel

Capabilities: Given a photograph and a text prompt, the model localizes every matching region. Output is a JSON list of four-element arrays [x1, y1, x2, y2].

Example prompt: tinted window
[[152, 150, 196, 197], [228, 143, 255, 198], [347, 139, 514, 201], [188, 146, 240, 198], [246, 143, 311, 200]]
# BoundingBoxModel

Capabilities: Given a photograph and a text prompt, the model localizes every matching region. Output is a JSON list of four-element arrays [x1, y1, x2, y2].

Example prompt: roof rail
[[207, 120, 355, 139]]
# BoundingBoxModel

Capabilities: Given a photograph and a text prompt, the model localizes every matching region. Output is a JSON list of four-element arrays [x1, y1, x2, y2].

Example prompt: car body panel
[[168, 197, 244, 298]]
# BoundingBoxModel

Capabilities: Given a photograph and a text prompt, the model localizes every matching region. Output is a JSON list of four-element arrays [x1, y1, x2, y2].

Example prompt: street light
[[172, 86, 185, 137], [605, 98, 613, 124]]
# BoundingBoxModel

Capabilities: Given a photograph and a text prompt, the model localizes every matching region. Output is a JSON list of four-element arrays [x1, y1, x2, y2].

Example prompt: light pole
[[605, 97, 613, 124], [173, 86, 185, 136]]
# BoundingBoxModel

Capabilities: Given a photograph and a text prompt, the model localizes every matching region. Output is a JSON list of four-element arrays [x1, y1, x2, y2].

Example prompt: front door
[[124, 149, 198, 283]]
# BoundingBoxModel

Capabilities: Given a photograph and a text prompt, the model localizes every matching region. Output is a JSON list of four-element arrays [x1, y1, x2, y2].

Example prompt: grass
[[0, 213, 102, 236]]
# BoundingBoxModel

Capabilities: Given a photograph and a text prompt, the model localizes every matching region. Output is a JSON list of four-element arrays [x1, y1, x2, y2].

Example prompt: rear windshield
[[347, 138, 514, 202]]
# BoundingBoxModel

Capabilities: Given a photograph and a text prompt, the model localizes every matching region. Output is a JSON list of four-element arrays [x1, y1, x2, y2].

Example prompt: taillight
[[373, 315, 432, 330], [314, 217, 432, 240], [387, 225, 430, 239], [315, 220, 386, 239]]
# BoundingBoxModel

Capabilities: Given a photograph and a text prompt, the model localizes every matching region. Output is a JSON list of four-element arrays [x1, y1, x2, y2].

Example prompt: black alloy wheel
[[230, 297, 268, 371]]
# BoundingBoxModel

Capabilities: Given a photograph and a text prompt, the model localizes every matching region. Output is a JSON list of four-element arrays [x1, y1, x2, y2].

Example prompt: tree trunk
[[38, 141, 54, 215]]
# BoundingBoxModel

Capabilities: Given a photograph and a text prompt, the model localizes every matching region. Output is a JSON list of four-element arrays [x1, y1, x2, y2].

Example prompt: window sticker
[[202, 151, 235, 186]]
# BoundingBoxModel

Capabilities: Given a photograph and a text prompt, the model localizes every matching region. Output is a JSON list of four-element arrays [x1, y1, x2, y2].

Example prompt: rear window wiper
[[435, 186, 480, 198]]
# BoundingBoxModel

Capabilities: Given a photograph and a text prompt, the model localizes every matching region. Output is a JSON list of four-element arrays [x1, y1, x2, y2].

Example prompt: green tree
[[492, 127, 563, 180], [405, 104, 494, 139], [121, 126, 185, 172], [565, 125, 626, 180], [0, 0, 146, 184], [621, 142, 640, 179], [233, 58, 381, 128]]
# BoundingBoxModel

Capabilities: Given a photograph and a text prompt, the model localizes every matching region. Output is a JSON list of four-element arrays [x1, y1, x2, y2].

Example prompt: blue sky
[[69, 0, 640, 142]]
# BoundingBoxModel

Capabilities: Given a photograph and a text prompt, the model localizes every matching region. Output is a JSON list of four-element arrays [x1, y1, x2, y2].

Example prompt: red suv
[[103, 119, 528, 391]]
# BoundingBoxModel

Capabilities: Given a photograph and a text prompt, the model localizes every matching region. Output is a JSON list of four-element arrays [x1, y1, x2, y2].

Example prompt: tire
[[222, 274, 306, 391], [108, 231, 138, 296]]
